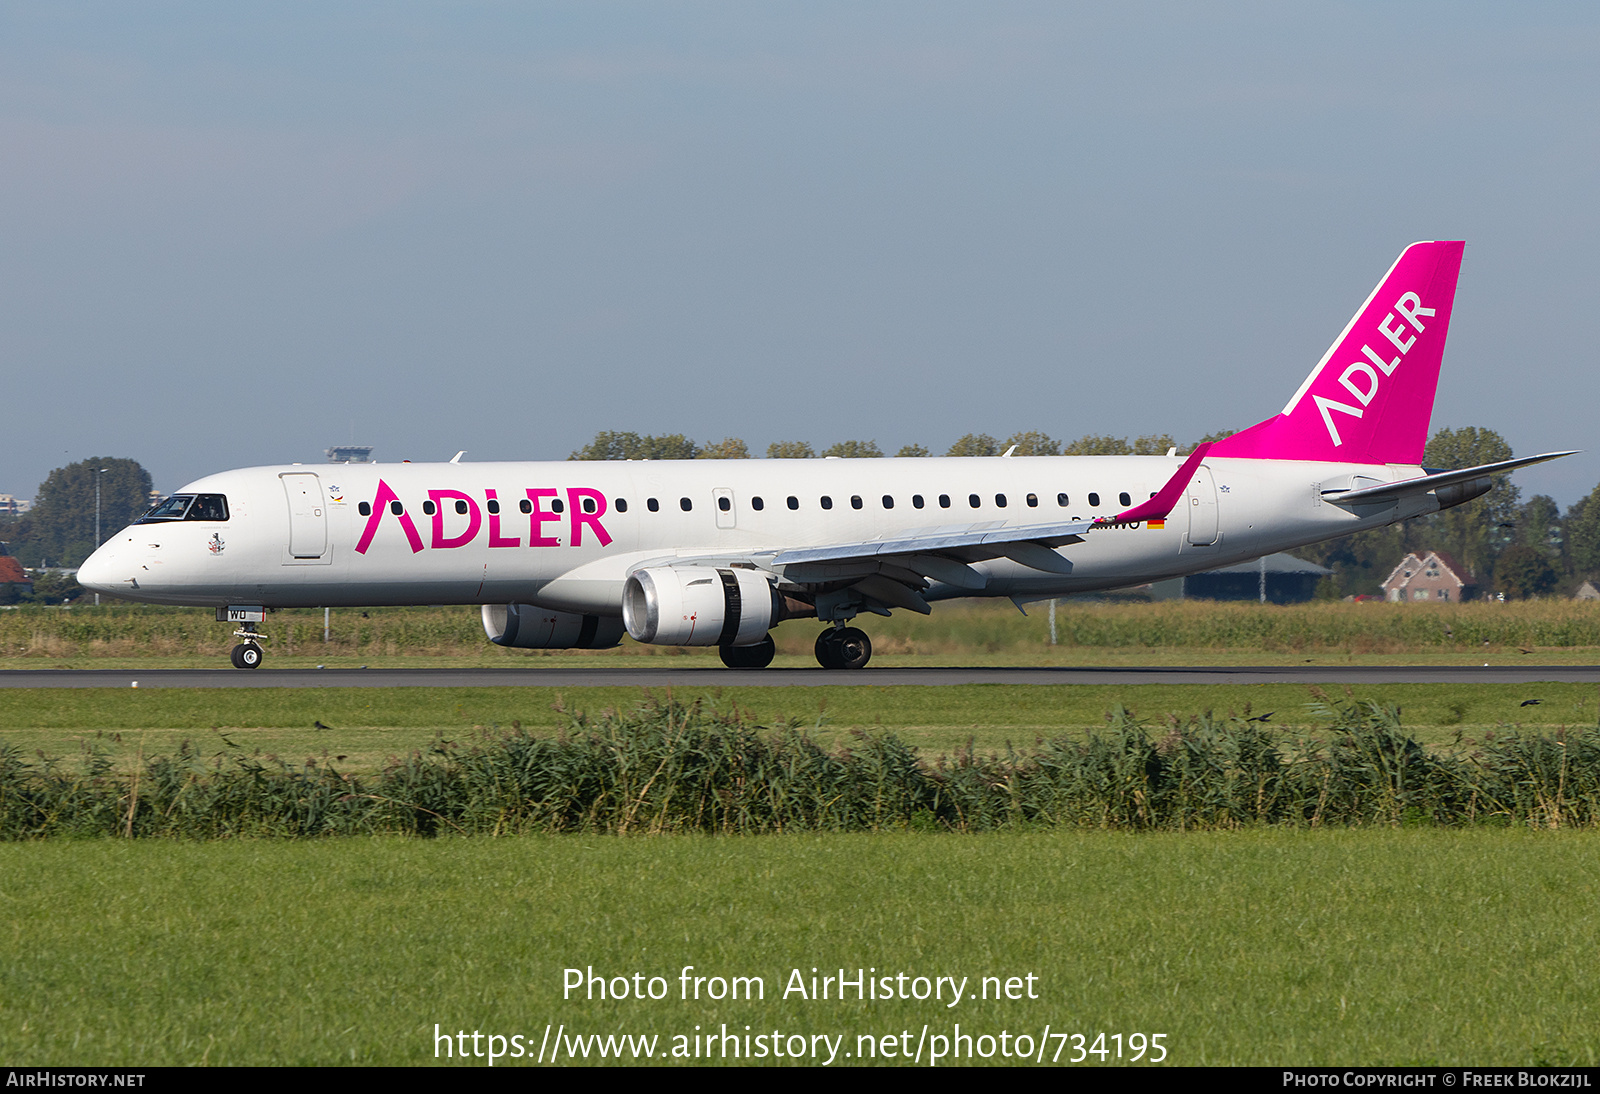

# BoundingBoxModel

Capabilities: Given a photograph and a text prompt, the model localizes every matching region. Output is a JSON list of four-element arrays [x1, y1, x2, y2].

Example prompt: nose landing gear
[[814, 626, 871, 670], [216, 606, 270, 669]]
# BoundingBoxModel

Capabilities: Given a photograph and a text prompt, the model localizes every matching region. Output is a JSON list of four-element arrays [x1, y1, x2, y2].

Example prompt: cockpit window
[[134, 494, 229, 524], [136, 495, 193, 522], [187, 494, 229, 521]]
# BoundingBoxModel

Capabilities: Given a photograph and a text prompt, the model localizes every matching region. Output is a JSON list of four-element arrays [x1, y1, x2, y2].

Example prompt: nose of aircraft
[[76, 541, 121, 596]]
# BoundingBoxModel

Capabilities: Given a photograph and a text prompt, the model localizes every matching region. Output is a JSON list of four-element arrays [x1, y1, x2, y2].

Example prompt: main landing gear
[[814, 626, 871, 670], [719, 634, 777, 669]]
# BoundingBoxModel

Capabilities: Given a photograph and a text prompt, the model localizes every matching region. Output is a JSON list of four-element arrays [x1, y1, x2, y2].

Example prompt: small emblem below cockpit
[[207, 533, 225, 555]]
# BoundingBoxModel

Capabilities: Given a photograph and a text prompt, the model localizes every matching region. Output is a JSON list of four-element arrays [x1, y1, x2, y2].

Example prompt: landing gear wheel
[[719, 634, 776, 669], [231, 642, 264, 669], [814, 626, 871, 670]]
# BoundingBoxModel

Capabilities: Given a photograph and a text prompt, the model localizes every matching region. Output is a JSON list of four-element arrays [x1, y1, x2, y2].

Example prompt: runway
[[2, 664, 1599, 688]]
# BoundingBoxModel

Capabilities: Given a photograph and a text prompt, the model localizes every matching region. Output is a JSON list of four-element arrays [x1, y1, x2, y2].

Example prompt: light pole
[[94, 467, 108, 606]]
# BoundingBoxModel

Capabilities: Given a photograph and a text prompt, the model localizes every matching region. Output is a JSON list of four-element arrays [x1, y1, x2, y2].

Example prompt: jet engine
[[622, 566, 781, 646], [1434, 476, 1493, 512], [481, 603, 625, 649]]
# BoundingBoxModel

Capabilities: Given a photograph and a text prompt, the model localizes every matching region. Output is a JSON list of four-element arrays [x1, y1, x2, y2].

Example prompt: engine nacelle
[[622, 566, 780, 646], [481, 603, 625, 649], [1435, 475, 1493, 512]]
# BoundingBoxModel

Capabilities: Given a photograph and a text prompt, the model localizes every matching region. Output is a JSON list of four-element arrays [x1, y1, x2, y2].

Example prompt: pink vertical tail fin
[[1207, 241, 1465, 465]]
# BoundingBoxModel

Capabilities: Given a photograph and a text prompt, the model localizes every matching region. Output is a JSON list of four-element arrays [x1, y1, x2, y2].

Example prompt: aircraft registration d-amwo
[[79, 242, 1572, 669]]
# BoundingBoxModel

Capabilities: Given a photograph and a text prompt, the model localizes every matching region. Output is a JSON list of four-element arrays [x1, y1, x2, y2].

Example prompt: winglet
[[1101, 443, 1213, 525]]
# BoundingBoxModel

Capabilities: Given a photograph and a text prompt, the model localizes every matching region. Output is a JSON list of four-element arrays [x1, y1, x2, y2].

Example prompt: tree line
[[568, 429, 1244, 462]]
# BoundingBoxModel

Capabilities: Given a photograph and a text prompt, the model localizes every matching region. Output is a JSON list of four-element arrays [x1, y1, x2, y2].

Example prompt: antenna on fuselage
[[450, 451, 466, 464]]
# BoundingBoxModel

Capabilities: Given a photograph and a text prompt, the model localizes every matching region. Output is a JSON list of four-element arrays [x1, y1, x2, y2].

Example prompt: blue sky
[[3, 3, 1597, 502]]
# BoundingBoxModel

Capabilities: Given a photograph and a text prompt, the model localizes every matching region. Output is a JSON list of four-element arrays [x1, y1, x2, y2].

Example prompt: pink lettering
[[567, 488, 612, 547], [526, 489, 560, 547], [485, 489, 520, 548], [428, 490, 482, 549], [355, 480, 424, 554]]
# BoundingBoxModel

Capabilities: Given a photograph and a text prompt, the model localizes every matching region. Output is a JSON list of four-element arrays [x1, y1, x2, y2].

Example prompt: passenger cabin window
[[1119, 492, 1132, 507], [1027, 493, 1038, 507], [390, 500, 404, 515], [679, 497, 692, 511], [851, 495, 862, 510], [718, 497, 731, 512], [787, 496, 799, 510], [882, 495, 894, 509], [1057, 493, 1069, 506], [751, 497, 764, 511], [968, 494, 980, 508], [913, 495, 924, 509], [647, 498, 659, 512], [358, 502, 371, 516], [551, 499, 565, 513], [995, 494, 1007, 508], [616, 498, 629, 513], [939, 494, 951, 508], [456, 499, 471, 515], [487, 499, 500, 514], [520, 499, 533, 514], [820, 496, 833, 510], [423, 500, 437, 515], [1088, 493, 1100, 507]]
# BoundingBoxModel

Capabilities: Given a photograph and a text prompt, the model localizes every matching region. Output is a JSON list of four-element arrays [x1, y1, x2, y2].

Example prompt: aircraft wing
[[1321, 451, 1577, 506], [770, 443, 1207, 572], [770, 519, 1094, 568], [750, 449, 1209, 610]]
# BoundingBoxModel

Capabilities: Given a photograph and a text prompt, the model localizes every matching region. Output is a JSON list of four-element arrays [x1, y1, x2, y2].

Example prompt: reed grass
[[5, 697, 1600, 838]]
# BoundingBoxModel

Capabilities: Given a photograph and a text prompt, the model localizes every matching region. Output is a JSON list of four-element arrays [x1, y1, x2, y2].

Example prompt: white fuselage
[[78, 455, 1434, 613]]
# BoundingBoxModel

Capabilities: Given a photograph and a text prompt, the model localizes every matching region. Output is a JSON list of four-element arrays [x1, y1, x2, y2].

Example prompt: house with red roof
[[1381, 551, 1477, 603]]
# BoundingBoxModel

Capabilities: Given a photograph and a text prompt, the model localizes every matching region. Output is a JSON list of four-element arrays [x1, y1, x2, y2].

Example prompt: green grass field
[[7, 599, 1600, 1067], [2, 831, 1596, 1066], [5, 598, 1600, 669]]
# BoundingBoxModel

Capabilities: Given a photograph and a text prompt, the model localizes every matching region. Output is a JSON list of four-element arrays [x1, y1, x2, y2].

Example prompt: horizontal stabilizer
[[1321, 451, 1577, 505]]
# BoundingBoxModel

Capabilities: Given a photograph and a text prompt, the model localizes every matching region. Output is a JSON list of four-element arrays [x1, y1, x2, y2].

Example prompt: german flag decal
[[1147, 519, 1165, 529]]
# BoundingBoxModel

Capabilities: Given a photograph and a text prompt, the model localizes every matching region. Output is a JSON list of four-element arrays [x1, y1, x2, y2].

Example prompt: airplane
[[77, 241, 1573, 670]]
